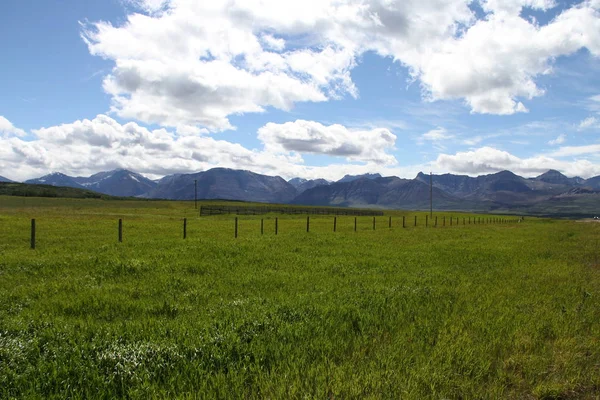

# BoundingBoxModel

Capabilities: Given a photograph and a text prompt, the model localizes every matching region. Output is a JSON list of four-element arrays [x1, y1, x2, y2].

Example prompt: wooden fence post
[[30, 219, 36, 250], [443, 216, 445, 227], [435, 216, 438, 227], [261, 218, 264, 235], [426, 215, 428, 227], [414, 216, 417, 227], [354, 217, 357, 232], [118, 219, 123, 242], [373, 216, 376, 230], [275, 217, 278, 235], [402, 216, 405, 228], [235, 217, 238, 238], [334, 217, 337, 232], [307, 216, 310, 233], [183, 218, 187, 239], [389, 216, 392, 228]]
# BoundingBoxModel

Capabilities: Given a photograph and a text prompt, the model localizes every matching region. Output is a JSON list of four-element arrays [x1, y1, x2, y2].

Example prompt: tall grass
[[1, 197, 599, 398]]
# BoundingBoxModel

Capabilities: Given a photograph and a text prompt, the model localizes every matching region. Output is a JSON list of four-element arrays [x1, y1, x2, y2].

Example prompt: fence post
[[118, 219, 122, 242], [354, 217, 357, 232], [261, 218, 264, 235], [443, 216, 445, 226], [307, 216, 310, 233], [199, 206, 202, 217], [389, 216, 392, 228], [183, 218, 187, 239], [275, 217, 278, 235], [414, 216, 417, 227], [426, 215, 428, 227], [373, 216, 376, 230], [235, 217, 238, 238], [30, 219, 36, 250], [334, 217, 337, 232], [402, 216, 405, 228], [435, 216, 438, 227]]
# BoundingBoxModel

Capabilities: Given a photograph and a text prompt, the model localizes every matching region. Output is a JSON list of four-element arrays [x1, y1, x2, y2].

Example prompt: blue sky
[[1, 0, 600, 181]]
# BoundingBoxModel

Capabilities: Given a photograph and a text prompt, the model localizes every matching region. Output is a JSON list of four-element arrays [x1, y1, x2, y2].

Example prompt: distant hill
[[0, 175, 14, 183], [584, 175, 600, 189], [73, 169, 157, 197], [26, 172, 85, 189], [148, 168, 297, 203], [0, 182, 108, 199]]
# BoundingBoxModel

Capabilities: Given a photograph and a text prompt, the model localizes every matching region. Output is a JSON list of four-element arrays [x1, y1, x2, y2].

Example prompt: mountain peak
[[337, 173, 382, 183], [536, 169, 572, 185], [537, 169, 566, 178]]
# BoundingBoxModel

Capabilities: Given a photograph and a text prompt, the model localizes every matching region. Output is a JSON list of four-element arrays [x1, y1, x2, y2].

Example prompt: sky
[[1, 0, 600, 182]]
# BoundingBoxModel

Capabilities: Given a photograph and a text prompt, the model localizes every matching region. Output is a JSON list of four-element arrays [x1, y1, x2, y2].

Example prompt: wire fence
[[23, 215, 523, 248]]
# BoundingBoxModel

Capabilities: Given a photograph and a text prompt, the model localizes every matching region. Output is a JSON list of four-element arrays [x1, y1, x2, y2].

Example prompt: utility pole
[[430, 171, 433, 218], [194, 179, 197, 209]]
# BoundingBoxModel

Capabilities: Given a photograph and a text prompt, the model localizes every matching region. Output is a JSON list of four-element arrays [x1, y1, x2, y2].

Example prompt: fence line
[[24, 215, 523, 247]]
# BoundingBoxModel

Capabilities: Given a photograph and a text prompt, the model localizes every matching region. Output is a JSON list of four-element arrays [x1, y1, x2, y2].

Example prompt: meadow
[[1, 196, 599, 399]]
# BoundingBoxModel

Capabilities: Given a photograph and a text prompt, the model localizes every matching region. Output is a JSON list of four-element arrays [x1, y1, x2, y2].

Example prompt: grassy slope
[[0, 197, 599, 398], [0, 182, 112, 199]]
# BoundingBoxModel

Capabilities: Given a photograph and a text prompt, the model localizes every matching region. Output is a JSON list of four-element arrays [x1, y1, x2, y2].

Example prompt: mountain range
[[3, 167, 599, 217]]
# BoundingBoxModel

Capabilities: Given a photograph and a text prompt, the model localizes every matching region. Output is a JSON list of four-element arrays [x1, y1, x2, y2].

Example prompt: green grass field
[[1, 196, 599, 399]]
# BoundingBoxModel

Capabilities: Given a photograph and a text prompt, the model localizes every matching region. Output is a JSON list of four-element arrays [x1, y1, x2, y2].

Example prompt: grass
[[1, 196, 599, 398]]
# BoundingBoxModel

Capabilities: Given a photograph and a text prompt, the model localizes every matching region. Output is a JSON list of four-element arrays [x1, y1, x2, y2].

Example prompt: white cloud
[[257, 120, 397, 165], [578, 116, 598, 130], [4, 115, 600, 182], [435, 146, 600, 178], [585, 94, 600, 113], [0, 115, 407, 181], [548, 144, 600, 157], [463, 136, 484, 146], [260, 34, 286, 51], [548, 133, 566, 145], [79, 0, 600, 132], [420, 128, 454, 142], [480, 0, 557, 16], [0, 116, 27, 138], [414, 1, 600, 115]]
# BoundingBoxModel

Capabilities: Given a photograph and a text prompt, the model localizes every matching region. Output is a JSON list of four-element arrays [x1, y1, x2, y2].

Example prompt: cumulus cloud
[[0, 116, 27, 138], [435, 146, 600, 178], [79, 0, 600, 132], [257, 120, 397, 165], [548, 134, 566, 145], [0, 115, 407, 181], [3, 115, 600, 182]]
